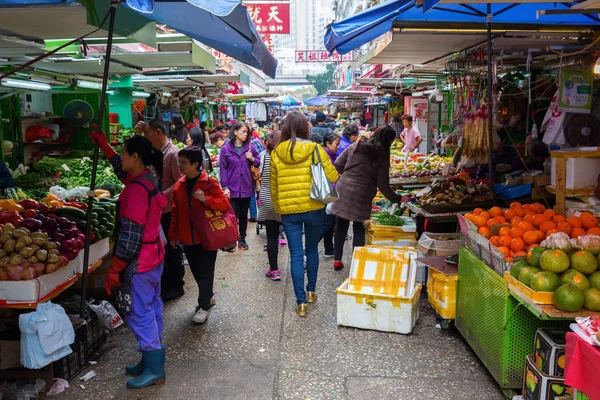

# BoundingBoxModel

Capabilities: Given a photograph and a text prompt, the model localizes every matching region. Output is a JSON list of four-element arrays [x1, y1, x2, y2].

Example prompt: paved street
[[57, 224, 504, 400]]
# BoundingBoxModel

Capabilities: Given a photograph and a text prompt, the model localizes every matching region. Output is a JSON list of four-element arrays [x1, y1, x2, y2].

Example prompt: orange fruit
[[464, 213, 473, 221], [557, 221, 573, 236], [543, 209, 556, 220], [510, 202, 523, 210], [571, 227, 586, 239], [532, 214, 547, 227], [498, 246, 511, 257], [490, 207, 504, 218], [499, 227, 512, 237], [522, 231, 539, 245], [524, 213, 535, 223], [511, 217, 524, 227], [473, 208, 485, 215], [518, 221, 534, 232], [534, 230, 545, 242], [527, 244, 539, 251], [580, 211, 595, 220], [486, 217, 501, 228], [510, 226, 525, 238], [523, 203, 532, 211], [478, 227, 490, 238], [553, 215, 566, 224], [479, 211, 491, 221], [510, 237, 526, 252], [587, 227, 600, 236], [514, 251, 527, 258], [530, 203, 546, 214], [490, 235, 501, 247], [504, 209, 516, 221], [496, 216, 507, 223], [500, 235, 513, 247], [473, 215, 487, 228], [582, 215, 599, 230], [514, 207, 525, 217], [567, 216, 583, 229], [539, 220, 557, 234], [546, 229, 559, 237]]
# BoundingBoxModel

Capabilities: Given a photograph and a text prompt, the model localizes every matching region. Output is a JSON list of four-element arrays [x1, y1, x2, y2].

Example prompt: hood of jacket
[[273, 139, 317, 165]]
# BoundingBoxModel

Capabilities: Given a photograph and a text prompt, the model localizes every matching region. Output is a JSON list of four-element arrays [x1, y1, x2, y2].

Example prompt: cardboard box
[[522, 175, 551, 199], [534, 329, 567, 377], [416, 232, 462, 257], [523, 355, 572, 400]]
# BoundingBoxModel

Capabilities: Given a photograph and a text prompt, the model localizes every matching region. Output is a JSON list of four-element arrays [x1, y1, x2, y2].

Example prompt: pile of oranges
[[465, 202, 600, 263]]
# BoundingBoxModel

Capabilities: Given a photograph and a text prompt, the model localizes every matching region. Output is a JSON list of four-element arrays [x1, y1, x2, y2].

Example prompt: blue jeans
[[128, 262, 164, 352], [249, 193, 257, 219], [282, 209, 324, 304]]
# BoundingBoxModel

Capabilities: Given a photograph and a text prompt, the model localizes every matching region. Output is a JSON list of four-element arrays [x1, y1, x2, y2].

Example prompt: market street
[[56, 227, 503, 400]]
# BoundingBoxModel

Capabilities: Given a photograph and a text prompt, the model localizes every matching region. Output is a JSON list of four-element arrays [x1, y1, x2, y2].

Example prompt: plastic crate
[[53, 313, 107, 381], [494, 183, 532, 199]]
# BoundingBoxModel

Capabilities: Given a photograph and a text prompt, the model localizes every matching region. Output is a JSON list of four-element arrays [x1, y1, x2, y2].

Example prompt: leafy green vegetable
[[374, 212, 406, 227]]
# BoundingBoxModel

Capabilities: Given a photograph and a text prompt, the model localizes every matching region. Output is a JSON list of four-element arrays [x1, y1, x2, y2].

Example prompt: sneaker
[[238, 239, 249, 250], [278, 238, 287, 247], [333, 261, 344, 271], [192, 307, 209, 324], [208, 293, 216, 310], [222, 242, 237, 252], [324, 251, 334, 258], [265, 269, 281, 281]]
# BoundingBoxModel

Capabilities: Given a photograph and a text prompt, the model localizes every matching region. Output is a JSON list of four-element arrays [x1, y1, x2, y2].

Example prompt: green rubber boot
[[125, 358, 144, 376], [126, 347, 166, 389]]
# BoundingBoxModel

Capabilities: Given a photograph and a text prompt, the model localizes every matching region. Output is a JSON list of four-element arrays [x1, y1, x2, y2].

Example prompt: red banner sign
[[247, 2, 290, 34], [295, 51, 354, 63]]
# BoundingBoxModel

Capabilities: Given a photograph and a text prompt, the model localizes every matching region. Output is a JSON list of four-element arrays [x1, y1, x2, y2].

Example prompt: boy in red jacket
[[169, 147, 230, 324]]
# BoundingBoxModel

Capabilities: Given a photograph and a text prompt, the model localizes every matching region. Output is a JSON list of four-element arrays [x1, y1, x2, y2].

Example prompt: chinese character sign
[[247, 3, 290, 34], [295, 51, 354, 63]]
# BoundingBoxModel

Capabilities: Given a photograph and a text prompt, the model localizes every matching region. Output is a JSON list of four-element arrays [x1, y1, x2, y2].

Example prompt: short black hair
[[223, 123, 231, 130], [147, 119, 167, 135], [178, 147, 203, 171]]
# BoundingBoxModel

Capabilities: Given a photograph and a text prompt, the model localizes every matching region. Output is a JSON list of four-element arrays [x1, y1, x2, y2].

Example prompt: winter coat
[[218, 141, 260, 199], [257, 151, 280, 222], [270, 139, 338, 215], [169, 171, 230, 246], [336, 135, 354, 157], [331, 141, 401, 222]]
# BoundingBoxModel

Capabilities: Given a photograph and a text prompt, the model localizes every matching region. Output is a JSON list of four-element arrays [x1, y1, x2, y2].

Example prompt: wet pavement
[[56, 224, 505, 400]]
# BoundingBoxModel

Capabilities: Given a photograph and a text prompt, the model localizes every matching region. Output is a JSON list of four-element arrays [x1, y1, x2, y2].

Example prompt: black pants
[[230, 197, 251, 240], [160, 212, 185, 291], [183, 245, 218, 310], [265, 220, 280, 271], [334, 217, 366, 261], [319, 214, 335, 254]]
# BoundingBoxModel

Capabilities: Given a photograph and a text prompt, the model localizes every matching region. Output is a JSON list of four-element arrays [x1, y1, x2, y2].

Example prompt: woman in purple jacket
[[219, 122, 260, 250]]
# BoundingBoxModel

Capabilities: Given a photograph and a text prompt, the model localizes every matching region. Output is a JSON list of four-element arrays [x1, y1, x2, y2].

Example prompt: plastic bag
[[540, 232, 573, 253], [49, 186, 68, 200], [571, 234, 600, 255], [65, 187, 90, 199], [576, 315, 600, 336], [88, 299, 124, 330]]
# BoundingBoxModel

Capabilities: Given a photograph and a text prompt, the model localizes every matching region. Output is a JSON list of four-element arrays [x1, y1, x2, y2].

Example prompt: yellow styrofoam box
[[348, 246, 418, 298], [337, 278, 421, 334], [426, 268, 458, 320], [366, 232, 417, 248]]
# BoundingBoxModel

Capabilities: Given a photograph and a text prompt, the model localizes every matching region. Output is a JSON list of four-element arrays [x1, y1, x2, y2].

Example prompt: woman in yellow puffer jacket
[[270, 111, 338, 317]]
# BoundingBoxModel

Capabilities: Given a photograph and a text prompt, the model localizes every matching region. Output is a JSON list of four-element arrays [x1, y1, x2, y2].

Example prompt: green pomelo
[[570, 251, 598, 275], [519, 267, 542, 287], [530, 271, 562, 292], [527, 246, 547, 267], [540, 249, 570, 273], [583, 288, 600, 312], [561, 269, 590, 292], [589, 271, 600, 290], [510, 260, 529, 279], [553, 284, 584, 313]]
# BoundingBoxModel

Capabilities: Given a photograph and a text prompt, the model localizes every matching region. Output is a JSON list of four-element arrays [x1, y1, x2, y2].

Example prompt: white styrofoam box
[[366, 236, 417, 248], [337, 278, 421, 334], [73, 238, 110, 275], [368, 217, 417, 233], [0, 261, 76, 303], [551, 153, 600, 190], [349, 246, 418, 298]]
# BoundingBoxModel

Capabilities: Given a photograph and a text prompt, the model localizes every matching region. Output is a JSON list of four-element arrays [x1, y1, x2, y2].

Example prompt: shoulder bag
[[310, 147, 338, 204]]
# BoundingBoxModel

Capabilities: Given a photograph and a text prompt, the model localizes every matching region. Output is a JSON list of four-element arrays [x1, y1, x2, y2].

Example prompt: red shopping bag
[[190, 184, 240, 251]]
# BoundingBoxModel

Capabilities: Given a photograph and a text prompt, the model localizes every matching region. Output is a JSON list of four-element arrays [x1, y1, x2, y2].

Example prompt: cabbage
[[2, 140, 12, 155], [541, 232, 573, 253], [571, 234, 600, 255]]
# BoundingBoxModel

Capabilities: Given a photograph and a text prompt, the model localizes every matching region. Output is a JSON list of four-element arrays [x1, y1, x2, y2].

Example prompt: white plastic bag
[[88, 300, 124, 330], [65, 187, 90, 199], [49, 186, 68, 200]]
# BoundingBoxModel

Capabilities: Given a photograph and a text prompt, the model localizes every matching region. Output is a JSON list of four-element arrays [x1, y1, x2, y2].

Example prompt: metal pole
[[80, 3, 118, 318], [486, 8, 494, 186]]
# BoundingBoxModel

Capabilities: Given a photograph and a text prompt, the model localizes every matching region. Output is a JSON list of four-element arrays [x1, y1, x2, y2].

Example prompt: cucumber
[[91, 219, 100, 227], [105, 222, 115, 232], [54, 207, 87, 219], [100, 217, 109, 225], [72, 218, 88, 230]]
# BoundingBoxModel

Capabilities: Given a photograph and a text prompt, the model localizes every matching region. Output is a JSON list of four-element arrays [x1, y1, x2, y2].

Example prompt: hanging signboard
[[558, 69, 593, 114], [295, 51, 354, 63], [261, 34, 275, 55], [247, 2, 290, 34]]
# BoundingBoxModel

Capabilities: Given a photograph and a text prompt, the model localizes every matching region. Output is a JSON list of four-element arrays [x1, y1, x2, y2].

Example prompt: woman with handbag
[[270, 112, 338, 317], [219, 122, 260, 250], [331, 126, 407, 270], [169, 147, 232, 324], [257, 130, 283, 281]]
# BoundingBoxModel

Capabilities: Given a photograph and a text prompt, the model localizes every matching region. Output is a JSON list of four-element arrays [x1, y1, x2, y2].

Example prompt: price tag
[[82, 157, 91, 162], [442, 162, 451, 176], [61, 164, 70, 172]]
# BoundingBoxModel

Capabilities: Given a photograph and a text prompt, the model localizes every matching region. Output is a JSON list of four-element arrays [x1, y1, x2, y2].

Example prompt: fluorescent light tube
[[1, 78, 51, 91], [132, 91, 150, 98], [77, 80, 102, 90]]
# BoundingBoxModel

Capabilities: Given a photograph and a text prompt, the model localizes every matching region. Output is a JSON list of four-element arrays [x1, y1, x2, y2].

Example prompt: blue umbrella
[[305, 95, 331, 107], [279, 96, 302, 107]]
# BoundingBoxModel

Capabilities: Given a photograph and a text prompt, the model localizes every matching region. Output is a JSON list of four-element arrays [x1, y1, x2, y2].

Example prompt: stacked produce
[[54, 198, 116, 243], [509, 232, 600, 313], [466, 203, 599, 262], [419, 180, 494, 206], [389, 150, 453, 179]]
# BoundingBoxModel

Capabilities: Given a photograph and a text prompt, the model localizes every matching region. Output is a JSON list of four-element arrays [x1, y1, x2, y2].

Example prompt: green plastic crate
[[455, 246, 570, 389]]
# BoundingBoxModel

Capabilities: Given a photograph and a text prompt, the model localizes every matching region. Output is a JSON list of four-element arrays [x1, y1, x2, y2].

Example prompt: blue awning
[[325, 0, 600, 56], [125, 1, 277, 78], [305, 95, 331, 107], [126, 0, 240, 16]]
